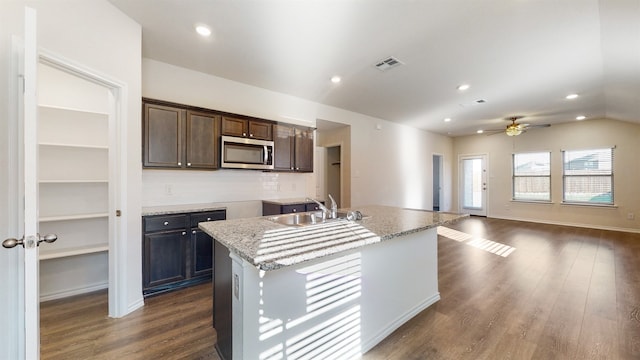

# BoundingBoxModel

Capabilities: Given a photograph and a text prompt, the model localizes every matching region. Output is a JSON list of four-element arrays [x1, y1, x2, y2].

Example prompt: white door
[[1, 7, 48, 359], [459, 155, 487, 216]]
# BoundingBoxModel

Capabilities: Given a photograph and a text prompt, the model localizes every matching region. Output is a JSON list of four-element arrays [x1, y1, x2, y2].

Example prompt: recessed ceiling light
[[457, 84, 470, 91], [331, 76, 341, 84], [195, 24, 212, 37], [566, 94, 579, 100], [576, 115, 586, 120], [477, 130, 484, 134], [444, 118, 452, 122]]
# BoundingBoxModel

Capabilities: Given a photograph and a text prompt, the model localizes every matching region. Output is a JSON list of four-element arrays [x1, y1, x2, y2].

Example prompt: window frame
[[561, 147, 615, 206], [512, 151, 552, 202]]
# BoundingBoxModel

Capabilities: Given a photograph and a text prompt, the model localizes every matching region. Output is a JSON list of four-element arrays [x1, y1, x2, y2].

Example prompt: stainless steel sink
[[268, 211, 326, 226], [267, 211, 362, 227]]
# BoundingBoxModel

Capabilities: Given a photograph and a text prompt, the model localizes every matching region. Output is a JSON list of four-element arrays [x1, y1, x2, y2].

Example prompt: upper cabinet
[[143, 99, 220, 169], [142, 98, 312, 172], [221, 116, 273, 141], [274, 124, 314, 172]]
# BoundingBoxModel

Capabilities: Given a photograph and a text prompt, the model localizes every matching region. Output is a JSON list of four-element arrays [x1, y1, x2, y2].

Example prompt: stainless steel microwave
[[221, 135, 274, 170]]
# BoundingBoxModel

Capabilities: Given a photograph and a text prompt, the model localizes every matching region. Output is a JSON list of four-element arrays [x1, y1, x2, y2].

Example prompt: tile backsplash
[[142, 169, 314, 211]]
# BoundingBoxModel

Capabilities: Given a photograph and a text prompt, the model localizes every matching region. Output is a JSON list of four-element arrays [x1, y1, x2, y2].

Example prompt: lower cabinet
[[262, 200, 324, 216], [143, 209, 226, 297]]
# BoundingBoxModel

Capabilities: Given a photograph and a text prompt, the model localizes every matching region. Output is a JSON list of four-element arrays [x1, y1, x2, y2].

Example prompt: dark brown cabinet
[[143, 99, 220, 169], [221, 116, 273, 141], [142, 209, 226, 297], [273, 124, 314, 172], [143, 103, 183, 168], [186, 111, 220, 169], [262, 200, 324, 216]]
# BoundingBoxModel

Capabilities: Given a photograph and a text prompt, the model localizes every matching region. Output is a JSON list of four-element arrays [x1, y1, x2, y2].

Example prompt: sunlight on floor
[[437, 226, 516, 257]]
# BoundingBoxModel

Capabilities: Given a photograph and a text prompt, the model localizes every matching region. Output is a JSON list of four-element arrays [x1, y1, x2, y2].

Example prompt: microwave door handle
[[264, 145, 268, 165]]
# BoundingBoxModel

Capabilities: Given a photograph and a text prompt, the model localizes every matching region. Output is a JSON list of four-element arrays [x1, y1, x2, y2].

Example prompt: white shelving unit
[[38, 63, 112, 301]]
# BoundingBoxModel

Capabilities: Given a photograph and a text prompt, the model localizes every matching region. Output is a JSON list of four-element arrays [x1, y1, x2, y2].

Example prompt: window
[[512, 152, 551, 201], [562, 148, 614, 204]]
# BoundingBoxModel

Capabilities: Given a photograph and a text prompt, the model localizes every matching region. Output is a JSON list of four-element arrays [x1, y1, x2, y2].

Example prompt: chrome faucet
[[327, 194, 338, 219], [306, 194, 338, 219]]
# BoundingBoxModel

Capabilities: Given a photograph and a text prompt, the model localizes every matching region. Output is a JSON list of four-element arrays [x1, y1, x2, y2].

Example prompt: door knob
[[3, 237, 23, 249], [38, 234, 57, 244]]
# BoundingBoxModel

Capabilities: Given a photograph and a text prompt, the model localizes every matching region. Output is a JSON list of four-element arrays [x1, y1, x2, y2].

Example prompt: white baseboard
[[490, 215, 640, 234], [126, 297, 145, 316], [361, 292, 441, 354], [40, 282, 108, 302]]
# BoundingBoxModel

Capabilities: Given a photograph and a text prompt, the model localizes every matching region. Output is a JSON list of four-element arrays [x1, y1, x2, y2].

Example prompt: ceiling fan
[[488, 116, 551, 136]]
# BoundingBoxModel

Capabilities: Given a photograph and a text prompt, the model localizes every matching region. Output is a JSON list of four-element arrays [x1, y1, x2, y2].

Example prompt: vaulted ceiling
[[109, 0, 640, 136]]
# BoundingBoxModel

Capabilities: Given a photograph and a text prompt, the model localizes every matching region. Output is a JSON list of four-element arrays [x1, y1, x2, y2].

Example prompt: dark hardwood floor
[[41, 217, 640, 359], [364, 217, 640, 360], [40, 282, 220, 359]]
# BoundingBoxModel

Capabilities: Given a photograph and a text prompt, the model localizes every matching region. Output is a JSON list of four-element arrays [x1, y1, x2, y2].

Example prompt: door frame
[[458, 154, 488, 216], [320, 142, 344, 208], [432, 153, 444, 211], [37, 49, 128, 317]]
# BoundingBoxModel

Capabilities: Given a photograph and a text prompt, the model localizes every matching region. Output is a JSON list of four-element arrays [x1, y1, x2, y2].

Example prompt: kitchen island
[[199, 205, 466, 359]]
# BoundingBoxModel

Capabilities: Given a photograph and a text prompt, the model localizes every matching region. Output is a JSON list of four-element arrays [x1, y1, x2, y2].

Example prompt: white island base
[[229, 227, 438, 359]]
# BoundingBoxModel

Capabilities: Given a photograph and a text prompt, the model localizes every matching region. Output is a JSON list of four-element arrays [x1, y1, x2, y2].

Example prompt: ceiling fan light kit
[[505, 123, 522, 136]]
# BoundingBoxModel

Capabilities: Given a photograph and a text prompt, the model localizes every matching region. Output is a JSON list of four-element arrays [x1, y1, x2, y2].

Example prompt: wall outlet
[[164, 184, 173, 196], [627, 212, 635, 220]]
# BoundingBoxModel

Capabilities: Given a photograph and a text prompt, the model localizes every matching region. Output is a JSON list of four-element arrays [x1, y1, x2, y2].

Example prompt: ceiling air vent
[[375, 56, 404, 71]]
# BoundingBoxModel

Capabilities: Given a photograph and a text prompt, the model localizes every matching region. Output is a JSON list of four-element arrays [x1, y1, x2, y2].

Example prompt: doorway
[[459, 154, 487, 216], [432, 154, 443, 211], [326, 146, 342, 208]]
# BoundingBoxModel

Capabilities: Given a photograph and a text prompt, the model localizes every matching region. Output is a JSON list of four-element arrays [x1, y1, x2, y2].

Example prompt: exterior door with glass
[[460, 155, 487, 216]]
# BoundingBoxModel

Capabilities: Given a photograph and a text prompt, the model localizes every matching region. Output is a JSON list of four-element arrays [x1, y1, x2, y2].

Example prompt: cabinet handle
[[181, 232, 186, 236], [192, 230, 197, 234], [249, 133, 253, 137], [242, 132, 246, 136], [290, 167, 294, 170], [178, 162, 182, 166], [187, 162, 191, 167], [296, 167, 300, 170], [163, 221, 169, 226]]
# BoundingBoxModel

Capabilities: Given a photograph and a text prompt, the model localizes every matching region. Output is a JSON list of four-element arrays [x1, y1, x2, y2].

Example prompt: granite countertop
[[199, 205, 467, 271], [261, 197, 324, 205], [142, 203, 227, 216]]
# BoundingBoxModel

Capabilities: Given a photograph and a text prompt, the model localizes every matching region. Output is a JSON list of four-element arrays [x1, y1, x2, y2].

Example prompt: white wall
[[0, 6, 142, 356], [30, 0, 143, 316], [142, 59, 454, 213], [453, 118, 640, 232]]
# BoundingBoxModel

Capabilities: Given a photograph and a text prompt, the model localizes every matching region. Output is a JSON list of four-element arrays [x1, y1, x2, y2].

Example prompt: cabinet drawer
[[190, 210, 227, 227], [282, 204, 307, 214], [144, 214, 188, 232], [305, 202, 324, 212]]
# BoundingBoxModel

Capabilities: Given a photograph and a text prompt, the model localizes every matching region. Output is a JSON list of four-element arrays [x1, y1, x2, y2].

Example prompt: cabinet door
[[143, 103, 184, 168], [282, 204, 307, 214], [191, 229, 213, 277], [143, 230, 188, 289], [294, 127, 314, 172], [221, 116, 247, 137], [186, 111, 220, 169], [273, 124, 294, 171], [306, 202, 324, 212], [248, 120, 273, 141]]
